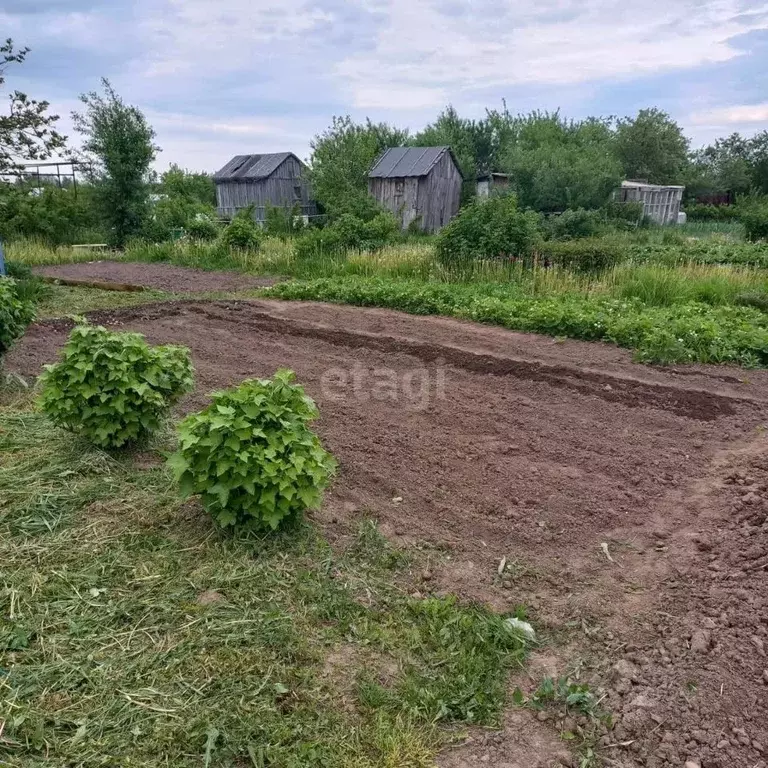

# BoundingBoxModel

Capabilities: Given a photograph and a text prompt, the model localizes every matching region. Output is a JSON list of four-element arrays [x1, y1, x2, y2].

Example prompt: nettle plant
[[40, 323, 193, 449], [168, 370, 336, 531], [0, 278, 36, 360]]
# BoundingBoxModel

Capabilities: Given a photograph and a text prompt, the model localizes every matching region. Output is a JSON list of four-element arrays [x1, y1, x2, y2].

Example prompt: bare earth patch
[[35, 260, 278, 293], [7, 297, 768, 768]]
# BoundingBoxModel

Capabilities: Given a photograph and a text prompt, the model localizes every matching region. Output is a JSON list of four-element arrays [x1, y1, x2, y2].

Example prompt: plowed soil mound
[[36, 261, 277, 292], [8, 298, 768, 768]]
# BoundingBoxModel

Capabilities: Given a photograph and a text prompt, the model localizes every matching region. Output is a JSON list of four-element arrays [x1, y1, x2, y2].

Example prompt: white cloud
[[139, 0, 335, 78], [336, 0, 768, 109], [691, 102, 768, 125]]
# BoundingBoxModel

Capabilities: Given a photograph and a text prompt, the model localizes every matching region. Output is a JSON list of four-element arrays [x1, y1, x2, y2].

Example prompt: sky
[[3, 0, 768, 173]]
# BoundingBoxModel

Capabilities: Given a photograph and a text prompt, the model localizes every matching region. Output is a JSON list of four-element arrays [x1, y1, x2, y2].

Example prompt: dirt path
[[36, 261, 278, 292], [7, 298, 768, 768]]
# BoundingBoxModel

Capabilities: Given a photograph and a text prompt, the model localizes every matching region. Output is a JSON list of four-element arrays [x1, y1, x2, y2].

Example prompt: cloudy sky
[[3, 0, 768, 173]]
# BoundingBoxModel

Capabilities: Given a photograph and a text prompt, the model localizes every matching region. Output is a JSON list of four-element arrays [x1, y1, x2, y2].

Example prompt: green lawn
[[0, 407, 530, 767]]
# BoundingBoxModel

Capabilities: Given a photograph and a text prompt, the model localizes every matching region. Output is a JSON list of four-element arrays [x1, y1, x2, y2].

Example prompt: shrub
[[186, 216, 219, 241], [602, 200, 645, 227], [540, 237, 623, 272], [294, 212, 398, 260], [3, 262, 50, 304], [39, 324, 193, 449], [683, 203, 738, 222], [220, 217, 262, 250], [0, 278, 36, 360], [264, 204, 305, 239], [294, 227, 345, 261], [169, 370, 336, 531], [436, 195, 541, 266], [542, 208, 605, 240], [738, 202, 768, 242]]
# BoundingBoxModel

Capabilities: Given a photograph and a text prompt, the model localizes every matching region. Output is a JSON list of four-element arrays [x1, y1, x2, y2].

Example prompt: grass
[[4, 239, 116, 266], [33, 285, 173, 318], [0, 407, 530, 767], [7, 233, 768, 366]]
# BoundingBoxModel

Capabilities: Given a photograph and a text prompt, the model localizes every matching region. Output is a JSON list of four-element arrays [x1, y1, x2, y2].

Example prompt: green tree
[[613, 108, 689, 184], [159, 164, 216, 207], [309, 115, 409, 219], [0, 39, 65, 173], [145, 164, 217, 240], [0, 182, 102, 244], [72, 79, 158, 247], [415, 105, 496, 190], [501, 112, 621, 211]]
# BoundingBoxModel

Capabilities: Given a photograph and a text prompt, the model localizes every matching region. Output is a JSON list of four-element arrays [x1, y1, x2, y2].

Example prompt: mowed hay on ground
[[0, 408, 535, 767], [5, 289, 768, 768]]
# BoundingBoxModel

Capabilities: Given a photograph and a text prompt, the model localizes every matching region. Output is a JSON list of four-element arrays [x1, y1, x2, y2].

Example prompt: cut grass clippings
[[264, 277, 768, 367], [0, 409, 529, 767]]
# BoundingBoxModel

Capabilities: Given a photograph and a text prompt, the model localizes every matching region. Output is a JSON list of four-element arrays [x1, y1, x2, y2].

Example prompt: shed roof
[[369, 146, 463, 179], [213, 152, 301, 182], [621, 180, 684, 191]]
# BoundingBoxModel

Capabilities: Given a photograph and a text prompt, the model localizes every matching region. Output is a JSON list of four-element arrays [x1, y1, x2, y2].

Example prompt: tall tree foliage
[[73, 79, 158, 247], [309, 116, 409, 219], [160, 164, 216, 207], [144, 164, 217, 240], [689, 132, 768, 198], [613, 108, 689, 184], [0, 39, 65, 173], [501, 112, 622, 212], [415, 105, 496, 187]]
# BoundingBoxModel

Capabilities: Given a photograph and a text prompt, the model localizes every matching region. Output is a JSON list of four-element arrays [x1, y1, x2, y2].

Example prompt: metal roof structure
[[213, 152, 300, 182], [621, 180, 684, 191], [369, 146, 462, 179]]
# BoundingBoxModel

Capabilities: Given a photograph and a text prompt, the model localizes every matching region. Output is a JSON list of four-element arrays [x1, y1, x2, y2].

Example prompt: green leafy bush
[[0, 278, 36, 360], [542, 208, 605, 240], [39, 324, 193, 448], [540, 237, 623, 272], [738, 201, 768, 242], [3, 261, 50, 304], [220, 217, 263, 250], [264, 204, 305, 239], [169, 370, 336, 531], [294, 212, 398, 260], [683, 202, 738, 222], [186, 216, 219, 241], [436, 195, 541, 267], [602, 200, 645, 227]]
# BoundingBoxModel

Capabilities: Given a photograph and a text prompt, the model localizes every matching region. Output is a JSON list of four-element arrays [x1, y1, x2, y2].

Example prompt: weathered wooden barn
[[213, 152, 316, 222], [368, 146, 463, 233]]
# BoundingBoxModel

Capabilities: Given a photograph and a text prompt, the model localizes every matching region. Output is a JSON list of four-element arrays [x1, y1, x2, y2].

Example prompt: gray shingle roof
[[213, 152, 298, 182], [369, 146, 461, 179]]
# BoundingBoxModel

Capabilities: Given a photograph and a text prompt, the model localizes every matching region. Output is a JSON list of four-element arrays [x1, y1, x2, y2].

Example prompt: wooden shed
[[476, 172, 511, 199], [213, 152, 316, 222], [617, 180, 684, 225], [368, 146, 463, 233]]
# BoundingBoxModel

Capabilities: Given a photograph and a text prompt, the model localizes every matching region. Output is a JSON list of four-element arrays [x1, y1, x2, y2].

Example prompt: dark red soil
[[7, 296, 768, 768], [36, 261, 277, 292]]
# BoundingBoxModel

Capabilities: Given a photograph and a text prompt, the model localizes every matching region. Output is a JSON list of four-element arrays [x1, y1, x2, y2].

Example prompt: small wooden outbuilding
[[368, 146, 463, 233], [476, 172, 511, 199], [213, 152, 316, 222], [617, 180, 684, 225]]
